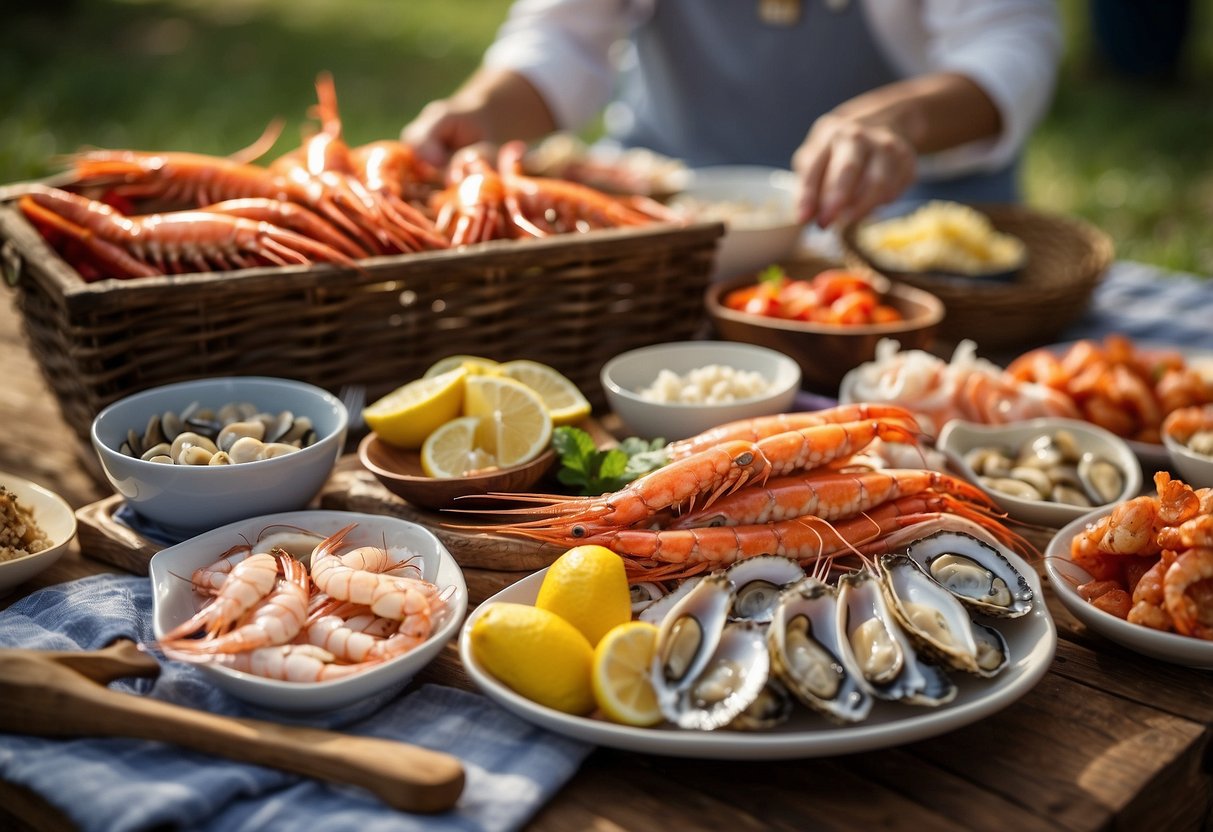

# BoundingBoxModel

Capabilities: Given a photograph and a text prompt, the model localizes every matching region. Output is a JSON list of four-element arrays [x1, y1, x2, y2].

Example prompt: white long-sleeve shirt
[[483, 0, 1062, 178]]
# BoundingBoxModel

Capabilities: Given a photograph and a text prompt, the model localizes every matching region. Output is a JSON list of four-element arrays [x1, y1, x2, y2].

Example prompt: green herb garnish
[[552, 426, 668, 496]]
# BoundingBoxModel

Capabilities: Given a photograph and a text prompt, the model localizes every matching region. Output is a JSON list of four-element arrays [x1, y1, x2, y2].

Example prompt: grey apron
[[609, 0, 1018, 203]]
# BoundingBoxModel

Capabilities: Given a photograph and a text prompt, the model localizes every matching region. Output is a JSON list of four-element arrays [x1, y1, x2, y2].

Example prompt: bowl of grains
[[600, 341, 801, 440], [0, 472, 76, 596]]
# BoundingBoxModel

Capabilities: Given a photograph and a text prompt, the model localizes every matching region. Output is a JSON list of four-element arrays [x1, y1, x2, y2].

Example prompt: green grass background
[[2, 0, 1211, 273]]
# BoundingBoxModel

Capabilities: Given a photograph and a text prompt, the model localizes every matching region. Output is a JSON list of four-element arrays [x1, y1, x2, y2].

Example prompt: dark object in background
[[1091, 0, 1192, 81]]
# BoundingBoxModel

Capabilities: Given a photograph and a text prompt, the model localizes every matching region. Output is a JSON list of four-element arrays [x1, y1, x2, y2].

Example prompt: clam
[[836, 568, 956, 706], [724, 555, 806, 624], [767, 577, 871, 723], [878, 554, 1009, 678], [901, 530, 1033, 618], [117, 400, 318, 464], [1077, 454, 1125, 505]]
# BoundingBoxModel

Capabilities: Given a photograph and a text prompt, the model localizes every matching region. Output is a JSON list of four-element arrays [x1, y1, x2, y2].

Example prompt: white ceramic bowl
[[601, 341, 801, 441], [91, 377, 347, 537], [669, 166, 805, 280], [1161, 405, 1213, 489], [937, 417, 1141, 528], [149, 510, 468, 711], [0, 472, 76, 597], [1045, 507, 1213, 668]]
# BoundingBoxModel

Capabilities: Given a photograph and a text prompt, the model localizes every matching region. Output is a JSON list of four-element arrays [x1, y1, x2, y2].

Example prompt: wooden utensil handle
[[0, 655, 464, 813]]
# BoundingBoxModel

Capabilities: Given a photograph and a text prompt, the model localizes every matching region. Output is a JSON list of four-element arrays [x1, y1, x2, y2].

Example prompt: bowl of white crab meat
[[601, 341, 801, 442], [91, 376, 348, 537], [149, 510, 467, 711], [937, 417, 1141, 528]]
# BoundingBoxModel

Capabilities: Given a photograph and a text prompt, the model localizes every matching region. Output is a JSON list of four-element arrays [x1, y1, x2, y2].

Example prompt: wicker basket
[[0, 200, 722, 445], [839, 204, 1114, 350]]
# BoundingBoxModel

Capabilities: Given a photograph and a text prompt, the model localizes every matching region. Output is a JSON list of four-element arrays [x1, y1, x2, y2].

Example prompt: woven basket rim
[[839, 202, 1114, 307]]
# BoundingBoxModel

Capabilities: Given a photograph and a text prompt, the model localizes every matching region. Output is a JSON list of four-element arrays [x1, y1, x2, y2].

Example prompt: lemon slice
[[423, 355, 500, 378], [464, 375, 553, 468], [420, 416, 499, 478], [496, 360, 592, 426], [592, 621, 663, 726], [363, 367, 467, 449]]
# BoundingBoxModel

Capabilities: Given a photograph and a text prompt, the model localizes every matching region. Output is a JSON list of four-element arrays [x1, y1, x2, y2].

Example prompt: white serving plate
[[460, 561, 1057, 760], [1045, 507, 1213, 669], [0, 472, 76, 597], [150, 510, 467, 711]]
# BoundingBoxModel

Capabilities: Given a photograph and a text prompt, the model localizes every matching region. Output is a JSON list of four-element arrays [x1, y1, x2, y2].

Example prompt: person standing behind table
[[403, 0, 1062, 229]]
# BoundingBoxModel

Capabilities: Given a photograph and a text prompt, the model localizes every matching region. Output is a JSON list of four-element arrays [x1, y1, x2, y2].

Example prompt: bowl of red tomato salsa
[[705, 260, 944, 395]]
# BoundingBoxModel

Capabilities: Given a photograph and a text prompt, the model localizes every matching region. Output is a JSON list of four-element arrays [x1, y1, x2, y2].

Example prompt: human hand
[[401, 99, 492, 169], [792, 112, 917, 229]]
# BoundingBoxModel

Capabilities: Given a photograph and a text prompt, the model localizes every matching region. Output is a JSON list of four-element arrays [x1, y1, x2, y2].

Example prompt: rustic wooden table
[[1, 295, 1210, 832]]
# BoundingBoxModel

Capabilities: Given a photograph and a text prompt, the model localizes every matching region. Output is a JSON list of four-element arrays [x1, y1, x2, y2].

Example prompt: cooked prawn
[[1163, 547, 1213, 639], [163, 553, 310, 653], [160, 552, 281, 641]]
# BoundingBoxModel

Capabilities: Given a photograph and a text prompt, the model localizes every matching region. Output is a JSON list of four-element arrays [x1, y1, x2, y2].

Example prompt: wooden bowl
[[357, 433, 558, 512], [704, 260, 944, 396]]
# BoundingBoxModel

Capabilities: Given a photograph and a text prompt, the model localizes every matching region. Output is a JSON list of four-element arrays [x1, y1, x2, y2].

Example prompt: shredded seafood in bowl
[[0, 486, 50, 563], [838, 339, 1079, 437]]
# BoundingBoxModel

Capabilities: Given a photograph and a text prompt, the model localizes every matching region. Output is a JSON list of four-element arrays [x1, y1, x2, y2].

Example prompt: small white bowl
[[1161, 405, 1213, 489], [0, 472, 76, 597], [149, 510, 468, 711], [601, 341, 801, 441], [937, 417, 1141, 528], [669, 166, 805, 280], [91, 377, 347, 538], [1045, 508, 1213, 669]]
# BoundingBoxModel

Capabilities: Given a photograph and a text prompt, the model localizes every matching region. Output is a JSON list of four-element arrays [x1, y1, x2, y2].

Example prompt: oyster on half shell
[[902, 530, 1033, 618], [878, 554, 1009, 679], [767, 577, 872, 723], [836, 567, 956, 706]]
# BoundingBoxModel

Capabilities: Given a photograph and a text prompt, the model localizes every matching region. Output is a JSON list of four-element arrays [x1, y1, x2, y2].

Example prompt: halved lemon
[[363, 367, 467, 449], [423, 354, 500, 379], [463, 375, 553, 468], [592, 621, 662, 726], [495, 360, 592, 426], [420, 416, 498, 478]]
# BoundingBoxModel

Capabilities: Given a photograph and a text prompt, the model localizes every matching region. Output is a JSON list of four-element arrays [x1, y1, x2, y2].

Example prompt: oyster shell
[[629, 582, 667, 616], [879, 554, 1007, 677], [639, 575, 703, 624], [767, 577, 871, 723], [836, 568, 956, 706], [664, 620, 771, 731], [729, 678, 793, 731], [902, 530, 1033, 618], [652, 574, 734, 715], [1077, 454, 1125, 505], [724, 555, 806, 624]]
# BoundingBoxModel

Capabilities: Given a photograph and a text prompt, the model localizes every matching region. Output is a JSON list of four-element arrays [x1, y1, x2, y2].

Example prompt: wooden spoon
[[0, 640, 464, 813]]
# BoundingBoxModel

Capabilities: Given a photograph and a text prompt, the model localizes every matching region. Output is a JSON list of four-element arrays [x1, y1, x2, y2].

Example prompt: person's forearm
[[446, 67, 558, 145], [830, 72, 1001, 155]]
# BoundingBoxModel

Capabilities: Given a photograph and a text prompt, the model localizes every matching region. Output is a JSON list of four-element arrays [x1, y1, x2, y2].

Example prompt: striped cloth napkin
[[0, 574, 592, 832]]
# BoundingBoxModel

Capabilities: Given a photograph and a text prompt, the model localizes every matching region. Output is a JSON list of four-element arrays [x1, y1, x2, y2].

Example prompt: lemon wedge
[[463, 375, 552, 468], [592, 621, 663, 727], [420, 415, 498, 478], [495, 360, 592, 426], [423, 354, 500, 378], [363, 367, 467, 449]]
